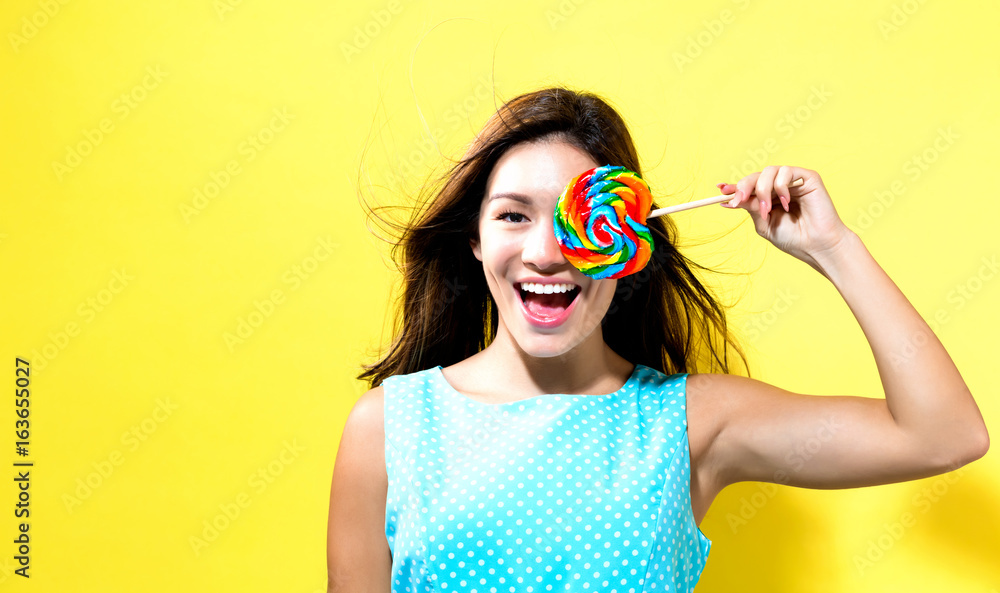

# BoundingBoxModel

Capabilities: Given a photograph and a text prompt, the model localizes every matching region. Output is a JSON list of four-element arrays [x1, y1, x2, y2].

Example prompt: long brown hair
[[358, 87, 749, 388]]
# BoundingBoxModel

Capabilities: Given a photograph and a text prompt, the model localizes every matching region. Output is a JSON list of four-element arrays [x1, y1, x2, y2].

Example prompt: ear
[[470, 235, 482, 261]]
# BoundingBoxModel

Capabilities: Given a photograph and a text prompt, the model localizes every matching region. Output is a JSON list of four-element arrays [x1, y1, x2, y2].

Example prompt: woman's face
[[471, 138, 617, 359]]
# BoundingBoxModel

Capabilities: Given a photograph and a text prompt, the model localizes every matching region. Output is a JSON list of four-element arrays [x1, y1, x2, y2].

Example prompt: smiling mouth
[[516, 282, 581, 319]]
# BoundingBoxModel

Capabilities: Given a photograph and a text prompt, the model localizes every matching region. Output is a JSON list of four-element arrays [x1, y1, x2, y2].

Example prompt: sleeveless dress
[[382, 363, 711, 593]]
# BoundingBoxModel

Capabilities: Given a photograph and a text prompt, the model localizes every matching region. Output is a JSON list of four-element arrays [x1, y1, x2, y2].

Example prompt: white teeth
[[519, 282, 577, 295]]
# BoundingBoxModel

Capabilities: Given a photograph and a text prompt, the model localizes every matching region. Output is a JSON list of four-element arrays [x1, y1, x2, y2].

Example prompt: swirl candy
[[553, 165, 653, 280]]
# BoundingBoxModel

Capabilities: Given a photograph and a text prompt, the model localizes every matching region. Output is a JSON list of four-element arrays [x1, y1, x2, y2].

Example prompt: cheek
[[480, 234, 521, 263], [597, 281, 618, 304]]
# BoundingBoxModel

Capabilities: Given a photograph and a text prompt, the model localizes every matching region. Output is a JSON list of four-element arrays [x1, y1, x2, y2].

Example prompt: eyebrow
[[487, 192, 534, 205]]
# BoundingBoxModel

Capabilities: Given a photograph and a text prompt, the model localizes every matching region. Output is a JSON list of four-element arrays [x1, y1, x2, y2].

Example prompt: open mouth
[[516, 282, 581, 320]]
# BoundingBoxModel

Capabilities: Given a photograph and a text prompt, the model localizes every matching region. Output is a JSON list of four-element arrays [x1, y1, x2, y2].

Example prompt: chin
[[521, 343, 570, 358], [514, 328, 593, 360]]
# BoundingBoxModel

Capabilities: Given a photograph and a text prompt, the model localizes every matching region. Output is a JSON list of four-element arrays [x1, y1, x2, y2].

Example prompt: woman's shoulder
[[684, 372, 744, 420], [344, 385, 385, 442], [685, 371, 777, 411], [684, 372, 780, 463]]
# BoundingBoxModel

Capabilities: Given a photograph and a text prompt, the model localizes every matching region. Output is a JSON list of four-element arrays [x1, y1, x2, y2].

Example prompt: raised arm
[[690, 166, 989, 495]]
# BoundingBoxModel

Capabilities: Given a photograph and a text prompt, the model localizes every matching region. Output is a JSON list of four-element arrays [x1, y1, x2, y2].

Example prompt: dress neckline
[[433, 363, 643, 408]]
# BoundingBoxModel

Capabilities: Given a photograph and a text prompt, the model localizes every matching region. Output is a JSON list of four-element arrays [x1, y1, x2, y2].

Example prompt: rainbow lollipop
[[553, 165, 653, 280], [554, 166, 804, 279]]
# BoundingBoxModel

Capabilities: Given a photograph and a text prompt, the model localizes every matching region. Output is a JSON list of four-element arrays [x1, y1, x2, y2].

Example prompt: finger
[[731, 172, 761, 208], [781, 166, 817, 194], [718, 183, 738, 208], [723, 188, 766, 225], [717, 182, 737, 195], [755, 166, 780, 221], [774, 166, 795, 212], [738, 195, 764, 226]]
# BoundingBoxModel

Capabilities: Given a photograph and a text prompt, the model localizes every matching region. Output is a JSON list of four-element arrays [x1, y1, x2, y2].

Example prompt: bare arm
[[693, 167, 989, 493], [327, 386, 392, 592]]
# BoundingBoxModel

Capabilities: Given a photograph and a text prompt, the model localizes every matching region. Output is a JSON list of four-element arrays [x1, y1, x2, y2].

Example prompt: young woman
[[326, 87, 989, 592]]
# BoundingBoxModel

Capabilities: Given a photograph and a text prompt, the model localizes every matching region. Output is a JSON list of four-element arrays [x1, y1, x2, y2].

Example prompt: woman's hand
[[719, 166, 854, 274]]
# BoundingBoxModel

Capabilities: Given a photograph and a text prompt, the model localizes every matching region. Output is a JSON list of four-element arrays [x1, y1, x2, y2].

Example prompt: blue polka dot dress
[[382, 364, 711, 592]]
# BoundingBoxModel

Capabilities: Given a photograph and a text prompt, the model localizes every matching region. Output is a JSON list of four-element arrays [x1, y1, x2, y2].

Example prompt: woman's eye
[[497, 210, 526, 223]]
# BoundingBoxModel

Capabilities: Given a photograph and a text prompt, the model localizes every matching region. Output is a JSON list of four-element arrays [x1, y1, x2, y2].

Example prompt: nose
[[522, 214, 570, 271]]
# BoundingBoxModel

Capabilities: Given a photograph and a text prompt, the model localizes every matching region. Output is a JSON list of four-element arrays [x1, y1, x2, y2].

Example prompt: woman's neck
[[448, 331, 635, 401]]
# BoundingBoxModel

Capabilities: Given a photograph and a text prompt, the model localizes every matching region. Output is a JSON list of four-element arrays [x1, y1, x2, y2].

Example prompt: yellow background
[[1, 0, 997, 591]]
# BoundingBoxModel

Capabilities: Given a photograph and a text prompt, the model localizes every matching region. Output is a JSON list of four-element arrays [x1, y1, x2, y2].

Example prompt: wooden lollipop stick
[[648, 177, 804, 218]]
